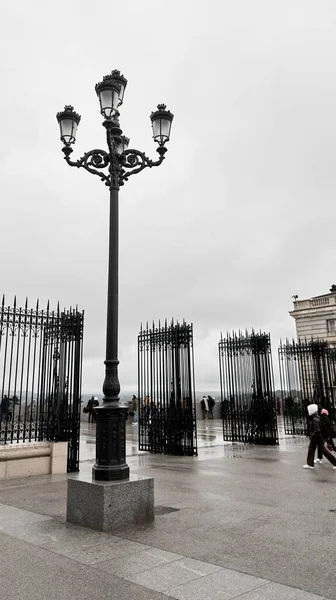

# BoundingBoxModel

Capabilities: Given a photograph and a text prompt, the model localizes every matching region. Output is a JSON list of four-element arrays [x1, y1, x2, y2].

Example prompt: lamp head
[[56, 105, 81, 146], [150, 104, 174, 146]]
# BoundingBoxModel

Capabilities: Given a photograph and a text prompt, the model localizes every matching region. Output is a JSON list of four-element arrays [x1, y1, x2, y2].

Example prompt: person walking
[[130, 395, 138, 425], [0, 395, 9, 423], [202, 396, 209, 419], [84, 396, 99, 424], [315, 408, 336, 464], [208, 395, 215, 419], [304, 403, 336, 469]]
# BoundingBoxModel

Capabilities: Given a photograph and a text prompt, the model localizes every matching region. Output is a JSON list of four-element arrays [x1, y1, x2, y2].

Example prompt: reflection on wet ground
[[79, 418, 307, 464]]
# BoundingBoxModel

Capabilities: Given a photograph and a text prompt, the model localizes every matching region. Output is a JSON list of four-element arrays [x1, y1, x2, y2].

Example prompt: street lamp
[[57, 70, 173, 481]]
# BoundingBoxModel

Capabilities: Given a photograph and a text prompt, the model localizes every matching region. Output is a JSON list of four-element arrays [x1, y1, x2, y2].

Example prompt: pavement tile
[[164, 568, 268, 600], [124, 557, 224, 592], [95, 547, 184, 577], [0, 503, 52, 541], [25, 519, 120, 545], [234, 582, 327, 600], [0, 503, 52, 525], [42, 534, 150, 565]]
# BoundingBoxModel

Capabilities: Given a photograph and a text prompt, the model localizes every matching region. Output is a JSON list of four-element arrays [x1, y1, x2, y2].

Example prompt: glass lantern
[[95, 74, 121, 119], [150, 104, 174, 146], [56, 105, 81, 146]]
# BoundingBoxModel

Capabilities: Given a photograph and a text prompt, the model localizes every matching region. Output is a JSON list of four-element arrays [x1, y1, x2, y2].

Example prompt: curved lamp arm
[[62, 147, 111, 185], [119, 147, 167, 183], [61, 145, 167, 188]]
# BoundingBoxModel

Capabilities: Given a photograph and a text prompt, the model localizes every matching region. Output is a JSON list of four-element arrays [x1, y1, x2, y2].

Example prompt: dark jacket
[[320, 413, 333, 440], [310, 414, 323, 441]]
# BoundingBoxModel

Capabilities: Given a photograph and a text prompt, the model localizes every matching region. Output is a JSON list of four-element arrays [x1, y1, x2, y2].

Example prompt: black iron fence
[[138, 320, 197, 456], [278, 339, 336, 435], [219, 331, 278, 445], [0, 297, 84, 471]]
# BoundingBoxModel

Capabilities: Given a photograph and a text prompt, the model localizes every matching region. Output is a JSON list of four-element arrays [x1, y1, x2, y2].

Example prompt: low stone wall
[[0, 441, 68, 480]]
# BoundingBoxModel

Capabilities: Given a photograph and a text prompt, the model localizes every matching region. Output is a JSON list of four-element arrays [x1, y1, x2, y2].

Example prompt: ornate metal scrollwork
[[65, 149, 111, 184], [119, 149, 163, 182], [63, 140, 166, 189]]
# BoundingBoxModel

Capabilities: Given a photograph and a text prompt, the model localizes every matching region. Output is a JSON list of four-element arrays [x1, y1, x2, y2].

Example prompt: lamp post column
[[92, 178, 129, 481]]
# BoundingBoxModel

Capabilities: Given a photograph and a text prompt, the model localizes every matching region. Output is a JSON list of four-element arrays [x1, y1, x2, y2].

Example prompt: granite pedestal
[[66, 473, 154, 532]]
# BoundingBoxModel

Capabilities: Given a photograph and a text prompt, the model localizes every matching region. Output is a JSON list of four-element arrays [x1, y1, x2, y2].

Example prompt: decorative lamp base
[[92, 402, 129, 481]]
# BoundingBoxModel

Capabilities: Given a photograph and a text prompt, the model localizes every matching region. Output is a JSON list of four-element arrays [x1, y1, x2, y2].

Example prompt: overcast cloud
[[1, 0, 335, 393]]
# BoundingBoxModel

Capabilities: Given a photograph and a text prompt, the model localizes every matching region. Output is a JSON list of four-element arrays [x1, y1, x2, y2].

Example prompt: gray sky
[[1, 0, 336, 393]]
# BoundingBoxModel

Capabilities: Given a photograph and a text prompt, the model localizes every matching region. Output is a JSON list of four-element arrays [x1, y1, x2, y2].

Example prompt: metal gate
[[278, 339, 336, 435], [138, 320, 197, 456], [219, 331, 278, 445], [0, 297, 84, 471]]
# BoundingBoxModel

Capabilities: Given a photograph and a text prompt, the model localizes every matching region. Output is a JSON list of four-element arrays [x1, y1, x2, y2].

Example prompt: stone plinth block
[[66, 473, 154, 532]]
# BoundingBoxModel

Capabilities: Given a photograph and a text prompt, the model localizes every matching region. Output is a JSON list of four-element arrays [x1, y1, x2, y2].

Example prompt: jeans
[[133, 410, 137, 424], [318, 438, 336, 459], [307, 439, 336, 467]]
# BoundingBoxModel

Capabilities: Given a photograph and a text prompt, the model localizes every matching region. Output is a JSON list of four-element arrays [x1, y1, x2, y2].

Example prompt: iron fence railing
[[0, 297, 84, 471], [278, 339, 336, 435], [219, 330, 278, 445], [138, 319, 197, 456]]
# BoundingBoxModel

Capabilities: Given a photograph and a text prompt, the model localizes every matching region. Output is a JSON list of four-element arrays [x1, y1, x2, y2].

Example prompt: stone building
[[290, 285, 336, 347]]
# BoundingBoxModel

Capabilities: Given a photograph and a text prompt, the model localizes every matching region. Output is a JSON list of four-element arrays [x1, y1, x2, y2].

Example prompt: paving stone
[[95, 547, 184, 577], [232, 582, 328, 600], [124, 557, 225, 592], [164, 568, 268, 600]]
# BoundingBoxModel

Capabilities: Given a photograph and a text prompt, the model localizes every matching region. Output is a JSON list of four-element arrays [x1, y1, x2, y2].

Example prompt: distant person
[[276, 397, 281, 416], [201, 396, 209, 419], [84, 396, 99, 423], [144, 395, 152, 419], [130, 395, 138, 425], [0, 395, 9, 422], [303, 404, 336, 469], [208, 396, 215, 419], [315, 408, 336, 464]]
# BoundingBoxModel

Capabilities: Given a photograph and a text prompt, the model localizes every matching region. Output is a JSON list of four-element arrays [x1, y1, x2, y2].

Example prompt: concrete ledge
[[0, 442, 68, 479], [67, 473, 154, 532]]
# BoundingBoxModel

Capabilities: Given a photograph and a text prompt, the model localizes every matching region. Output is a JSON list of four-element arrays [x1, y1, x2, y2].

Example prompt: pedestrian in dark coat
[[304, 404, 336, 469], [84, 396, 99, 423], [208, 396, 215, 419], [315, 408, 336, 463]]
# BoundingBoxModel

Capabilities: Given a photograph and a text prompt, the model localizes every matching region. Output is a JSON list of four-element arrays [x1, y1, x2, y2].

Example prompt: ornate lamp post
[[57, 70, 173, 481]]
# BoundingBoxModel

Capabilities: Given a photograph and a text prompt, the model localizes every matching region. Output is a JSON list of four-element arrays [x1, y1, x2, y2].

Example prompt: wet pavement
[[0, 418, 334, 600], [79, 418, 308, 465]]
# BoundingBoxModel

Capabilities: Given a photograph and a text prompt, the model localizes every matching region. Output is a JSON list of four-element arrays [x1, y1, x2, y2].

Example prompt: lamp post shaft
[[104, 185, 120, 400], [92, 182, 129, 481]]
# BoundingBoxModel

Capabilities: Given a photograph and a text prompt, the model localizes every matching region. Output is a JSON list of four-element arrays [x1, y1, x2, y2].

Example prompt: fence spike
[[47, 299, 50, 312], [25, 297, 28, 310], [1, 294, 4, 308], [14, 295, 17, 308]]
